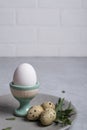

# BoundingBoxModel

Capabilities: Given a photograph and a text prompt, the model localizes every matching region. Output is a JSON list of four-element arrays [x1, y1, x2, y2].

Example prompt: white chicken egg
[[13, 63, 37, 86]]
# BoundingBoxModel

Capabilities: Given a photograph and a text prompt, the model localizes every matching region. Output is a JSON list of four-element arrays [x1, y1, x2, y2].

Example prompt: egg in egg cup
[[10, 82, 39, 117]]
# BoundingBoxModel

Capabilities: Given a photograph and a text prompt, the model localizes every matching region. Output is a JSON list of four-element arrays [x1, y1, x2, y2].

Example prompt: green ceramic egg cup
[[10, 82, 39, 117]]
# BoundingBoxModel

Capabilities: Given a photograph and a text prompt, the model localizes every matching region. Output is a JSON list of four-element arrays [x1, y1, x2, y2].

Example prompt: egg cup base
[[14, 97, 31, 117]]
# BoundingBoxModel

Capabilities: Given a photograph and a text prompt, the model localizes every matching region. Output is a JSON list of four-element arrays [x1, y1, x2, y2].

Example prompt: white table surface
[[0, 57, 87, 130]]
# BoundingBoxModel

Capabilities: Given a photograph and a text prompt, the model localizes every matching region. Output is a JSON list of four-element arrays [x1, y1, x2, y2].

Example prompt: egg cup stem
[[14, 97, 32, 117]]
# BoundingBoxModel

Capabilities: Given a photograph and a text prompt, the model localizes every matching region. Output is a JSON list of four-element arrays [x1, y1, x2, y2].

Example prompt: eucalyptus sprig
[[6, 117, 16, 120], [55, 98, 74, 126], [2, 127, 12, 130]]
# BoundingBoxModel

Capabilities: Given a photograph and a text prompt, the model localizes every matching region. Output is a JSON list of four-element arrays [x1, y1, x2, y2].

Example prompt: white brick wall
[[38, 0, 82, 9], [0, 0, 87, 57], [16, 45, 58, 56], [81, 28, 87, 43], [57, 0, 82, 9], [17, 9, 60, 25], [0, 27, 37, 42], [62, 9, 87, 26], [0, 8, 15, 25], [0, 0, 36, 8], [0, 44, 16, 56], [38, 27, 80, 44], [83, 0, 87, 8], [38, 0, 57, 8]]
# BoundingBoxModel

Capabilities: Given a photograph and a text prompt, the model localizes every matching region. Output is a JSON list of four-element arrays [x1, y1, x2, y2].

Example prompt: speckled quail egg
[[41, 101, 55, 110], [40, 108, 56, 126], [44, 108, 56, 121], [27, 105, 44, 121]]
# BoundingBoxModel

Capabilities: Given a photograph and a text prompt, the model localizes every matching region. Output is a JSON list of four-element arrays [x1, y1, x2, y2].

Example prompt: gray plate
[[0, 93, 76, 130]]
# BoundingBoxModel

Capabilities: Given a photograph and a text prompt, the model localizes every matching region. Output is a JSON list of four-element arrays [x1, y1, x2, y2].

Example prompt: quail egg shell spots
[[13, 63, 37, 87]]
